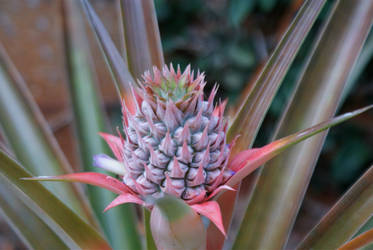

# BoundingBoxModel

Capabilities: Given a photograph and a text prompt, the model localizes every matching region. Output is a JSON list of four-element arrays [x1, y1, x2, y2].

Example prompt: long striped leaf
[[0, 43, 95, 225], [226, 105, 373, 187], [341, 33, 373, 104], [208, 0, 327, 247], [118, 0, 164, 78], [233, 1, 373, 249], [0, 181, 68, 249], [62, 1, 142, 249], [297, 165, 373, 249], [0, 149, 110, 249], [355, 218, 373, 250], [226, 0, 327, 151], [79, 0, 135, 102], [338, 228, 373, 250]]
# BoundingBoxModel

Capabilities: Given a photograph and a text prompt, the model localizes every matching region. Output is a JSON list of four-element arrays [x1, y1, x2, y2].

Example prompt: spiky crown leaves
[[141, 64, 205, 105]]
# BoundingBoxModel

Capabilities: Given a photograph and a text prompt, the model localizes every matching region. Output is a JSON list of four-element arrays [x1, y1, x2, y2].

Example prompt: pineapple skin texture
[[121, 65, 232, 204]]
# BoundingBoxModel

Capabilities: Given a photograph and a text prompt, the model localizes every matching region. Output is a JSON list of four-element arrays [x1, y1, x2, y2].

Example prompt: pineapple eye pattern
[[120, 65, 233, 204]]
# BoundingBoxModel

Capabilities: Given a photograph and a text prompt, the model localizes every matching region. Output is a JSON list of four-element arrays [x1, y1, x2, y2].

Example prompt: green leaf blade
[[0, 180, 68, 250], [227, 0, 327, 149], [144, 208, 157, 250], [0, 44, 95, 224], [62, 1, 142, 249], [209, 0, 328, 247], [0, 150, 110, 250], [339, 228, 373, 250], [233, 1, 373, 249], [297, 165, 373, 249], [226, 105, 373, 187], [79, 0, 135, 97], [119, 0, 164, 79]]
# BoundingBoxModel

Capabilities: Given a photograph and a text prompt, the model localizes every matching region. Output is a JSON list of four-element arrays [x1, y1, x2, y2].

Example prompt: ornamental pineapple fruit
[[120, 64, 233, 204]]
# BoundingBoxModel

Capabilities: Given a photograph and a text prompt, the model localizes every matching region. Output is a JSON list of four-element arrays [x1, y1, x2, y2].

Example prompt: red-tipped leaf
[[104, 193, 145, 212], [25, 172, 133, 195], [226, 105, 373, 187]]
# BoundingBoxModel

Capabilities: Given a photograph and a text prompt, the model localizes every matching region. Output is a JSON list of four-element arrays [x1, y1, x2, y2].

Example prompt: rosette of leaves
[[0, 0, 372, 250]]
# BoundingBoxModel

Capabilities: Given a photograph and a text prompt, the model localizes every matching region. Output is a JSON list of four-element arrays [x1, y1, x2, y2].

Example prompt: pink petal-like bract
[[191, 201, 226, 236], [104, 193, 145, 212], [99, 132, 124, 161]]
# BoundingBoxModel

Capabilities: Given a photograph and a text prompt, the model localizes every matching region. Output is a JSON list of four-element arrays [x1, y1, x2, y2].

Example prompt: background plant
[[0, 0, 372, 249]]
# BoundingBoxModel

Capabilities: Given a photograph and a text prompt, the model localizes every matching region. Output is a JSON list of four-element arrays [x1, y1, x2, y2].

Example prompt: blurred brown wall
[[0, 0, 121, 165]]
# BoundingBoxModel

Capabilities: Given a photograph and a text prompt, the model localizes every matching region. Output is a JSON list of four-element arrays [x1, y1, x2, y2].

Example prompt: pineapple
[[120, 65, 233, 204], [29, 64, 370, 237]]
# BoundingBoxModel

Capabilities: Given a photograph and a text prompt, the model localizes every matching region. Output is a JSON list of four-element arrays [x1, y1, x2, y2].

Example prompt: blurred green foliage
[[155, 0, 293, 100]]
